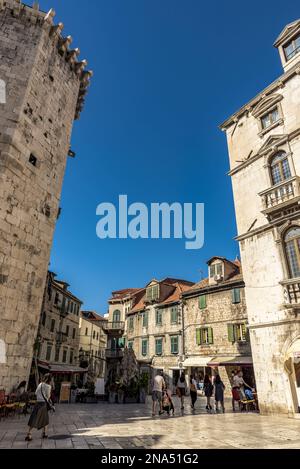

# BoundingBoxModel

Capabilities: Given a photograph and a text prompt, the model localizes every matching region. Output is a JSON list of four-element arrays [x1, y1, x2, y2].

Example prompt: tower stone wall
[[0, 0, 92, 391]]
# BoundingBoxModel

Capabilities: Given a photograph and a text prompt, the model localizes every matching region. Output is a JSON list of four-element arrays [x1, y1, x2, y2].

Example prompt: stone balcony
[[105, 349, 124, 359], [259, 176, 300, 218], [282, 278, 300, 306], [102, 321, 125, 335]]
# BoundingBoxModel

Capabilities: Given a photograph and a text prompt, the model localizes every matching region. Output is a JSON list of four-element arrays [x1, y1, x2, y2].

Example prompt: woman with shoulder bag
[[25, 373, 54, 442]]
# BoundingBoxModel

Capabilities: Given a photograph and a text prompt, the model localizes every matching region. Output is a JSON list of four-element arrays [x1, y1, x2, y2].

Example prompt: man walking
[[152, 371, 165, 417]]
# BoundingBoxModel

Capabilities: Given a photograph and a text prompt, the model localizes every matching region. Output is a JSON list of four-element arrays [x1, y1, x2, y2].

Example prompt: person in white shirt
[[152, 371, 166, 417], [26, 374, 53, 442]]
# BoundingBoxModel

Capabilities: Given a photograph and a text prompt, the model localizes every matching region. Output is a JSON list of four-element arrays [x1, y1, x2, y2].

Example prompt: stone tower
[[0, 0, 92, 391]]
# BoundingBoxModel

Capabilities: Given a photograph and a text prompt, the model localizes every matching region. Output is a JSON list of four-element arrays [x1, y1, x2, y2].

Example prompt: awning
[[208, 356, 253, 367], [183, 356, 213, 368], [38, 361, 88, 374]]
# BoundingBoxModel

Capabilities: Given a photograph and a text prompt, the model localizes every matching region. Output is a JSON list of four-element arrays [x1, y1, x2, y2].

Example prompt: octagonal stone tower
[[0, 0, 92, 391]]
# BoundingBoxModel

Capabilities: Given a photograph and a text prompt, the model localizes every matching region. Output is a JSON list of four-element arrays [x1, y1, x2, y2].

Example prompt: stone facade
[[0, 1, 91, 391], [79, 311, 107, 381], [182, 257, 253, 396], [33, 271, 83, 389], [108, 279, 194, 390], [104, 289, 139, 383], [221, 20, 300, 415]]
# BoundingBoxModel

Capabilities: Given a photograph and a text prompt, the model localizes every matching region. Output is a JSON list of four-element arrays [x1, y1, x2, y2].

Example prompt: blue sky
[[40, 0, 298, 313]]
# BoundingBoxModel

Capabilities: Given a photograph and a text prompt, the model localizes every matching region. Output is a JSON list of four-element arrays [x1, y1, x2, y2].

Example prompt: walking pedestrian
[[25, 374, 54, 442], [235, 370, 253, 400], [214, 374, 225, 413], [231, 370, 240, 411], [204, 374, 214, 413], [190, 374, 198, 410], [152, 371, 165, 417], [176, 372, 186, 410], [162, 389, 175, 416]]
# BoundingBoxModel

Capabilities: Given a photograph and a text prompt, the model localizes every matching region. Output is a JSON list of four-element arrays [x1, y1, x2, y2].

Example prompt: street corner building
[[182, 257, 254, 396], [0, 1, 92, 391], [221, 20, 300, 416]]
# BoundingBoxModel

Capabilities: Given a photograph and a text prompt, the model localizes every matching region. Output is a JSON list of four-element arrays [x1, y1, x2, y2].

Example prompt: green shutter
[[199, 295, 207, 310], [196, 329, 201, 345], [208, 327, 214, 345], [228, 324, 235, 342], [232, 288, 241, 304], [171, 307, 178, 324]]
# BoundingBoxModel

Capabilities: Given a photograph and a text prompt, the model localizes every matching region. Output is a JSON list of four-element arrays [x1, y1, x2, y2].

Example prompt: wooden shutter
[[199, 295, 207, 310], [228, 324, 235, 342], [196, 328, 201, 345], [232, 288, 241, 304], [208, 327, 214, 345]]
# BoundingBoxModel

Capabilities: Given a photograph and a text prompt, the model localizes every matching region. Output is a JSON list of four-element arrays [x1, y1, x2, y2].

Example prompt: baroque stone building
[[0, 1, 91, 391], [79, 311, 107, 382], [125, 278, 194, 389], [221, 20, 300, 415], [182, 257, 254, 396], [31, 271, 85, 394], [104, 289, 139, 384]]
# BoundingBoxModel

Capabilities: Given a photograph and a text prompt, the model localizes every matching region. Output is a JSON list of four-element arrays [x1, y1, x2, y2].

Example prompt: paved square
[[0, 397, 300, 449]]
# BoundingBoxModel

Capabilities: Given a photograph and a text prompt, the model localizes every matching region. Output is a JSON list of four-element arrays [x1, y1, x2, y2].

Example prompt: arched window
[[270, 151, 291, 185], [285, 227, 300, 278], [113, 310, 121, 322]]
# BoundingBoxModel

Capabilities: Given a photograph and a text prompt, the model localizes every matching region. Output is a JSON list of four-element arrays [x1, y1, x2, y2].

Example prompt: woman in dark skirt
[[26, 374, 53, 442]]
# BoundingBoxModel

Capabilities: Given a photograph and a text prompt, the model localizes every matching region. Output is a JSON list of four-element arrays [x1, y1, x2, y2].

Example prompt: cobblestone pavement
[[0, 397, 300, 449]]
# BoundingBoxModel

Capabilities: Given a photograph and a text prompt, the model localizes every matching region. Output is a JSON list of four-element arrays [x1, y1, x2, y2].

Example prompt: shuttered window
[[143, 311, 149, 328], [228, 323, 248, 343], [199, 295, 207, 310], [155, 338, 163, 356], [171, 306, 178, 324], [171, 336, 179, 354], [142, 339, 148, 356], [156, 309, 162, 325], [232, 288, 241, 304], [196, 328, 213, 345]]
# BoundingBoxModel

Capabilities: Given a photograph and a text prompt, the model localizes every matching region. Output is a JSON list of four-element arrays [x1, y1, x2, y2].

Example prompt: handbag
[[41, 384, 55, 413]]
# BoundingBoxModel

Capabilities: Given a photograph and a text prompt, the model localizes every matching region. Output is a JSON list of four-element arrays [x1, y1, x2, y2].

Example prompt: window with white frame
[[146, 284, 160, 302], [261, 107, 280, 130], [209, 263, 223, 278], [284, 34, 300, 61], [227, 323, 248, 343], [285, 227, 300, 278], [270, 151, 291, 185]]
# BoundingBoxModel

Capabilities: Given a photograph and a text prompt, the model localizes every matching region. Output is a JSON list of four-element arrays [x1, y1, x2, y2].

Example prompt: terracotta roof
[[183, 272, 244, 295], [81, 311, 107, 322], [110, 288, 140, 301], [129, 280, 195, 313]]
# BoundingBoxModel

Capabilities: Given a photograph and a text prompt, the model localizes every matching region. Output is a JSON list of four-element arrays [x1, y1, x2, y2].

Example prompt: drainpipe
[[181, 299, 186, 358]]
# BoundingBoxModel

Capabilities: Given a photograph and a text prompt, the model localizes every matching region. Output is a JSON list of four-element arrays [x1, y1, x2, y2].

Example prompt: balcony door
[[113, 310, 121, 323]]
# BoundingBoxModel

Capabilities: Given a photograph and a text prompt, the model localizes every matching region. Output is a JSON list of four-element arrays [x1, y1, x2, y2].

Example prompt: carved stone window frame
[[252, 94, 284, 137], [263, 143, 296, 188], [275, 220, 300, 280]]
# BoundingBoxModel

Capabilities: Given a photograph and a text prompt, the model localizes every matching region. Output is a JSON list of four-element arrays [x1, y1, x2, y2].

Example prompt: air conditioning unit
[[214, 275, 223, 282]]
